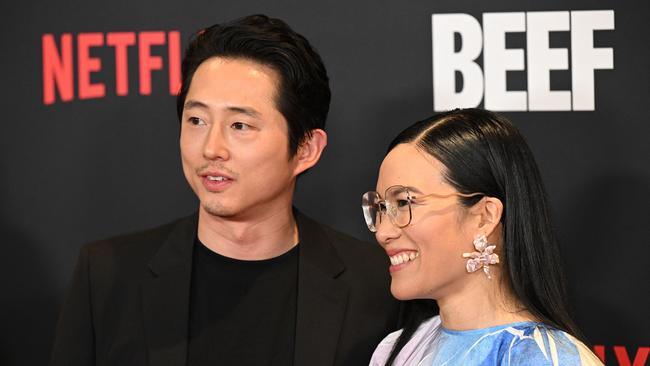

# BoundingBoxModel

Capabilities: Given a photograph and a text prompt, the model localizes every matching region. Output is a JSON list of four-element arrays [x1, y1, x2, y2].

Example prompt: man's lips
[[199, 170, 235, 180], [200, 171, 235, 191]]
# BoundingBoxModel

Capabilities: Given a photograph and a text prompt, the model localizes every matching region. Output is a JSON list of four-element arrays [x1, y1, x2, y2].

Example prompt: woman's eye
[[396, 199, 410, 209], [188, 117, 205, 126]]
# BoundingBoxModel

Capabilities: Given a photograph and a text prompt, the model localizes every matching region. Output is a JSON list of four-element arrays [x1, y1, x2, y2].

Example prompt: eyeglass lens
[[385, 186, 411, 228], [362, 186, 412, 232]]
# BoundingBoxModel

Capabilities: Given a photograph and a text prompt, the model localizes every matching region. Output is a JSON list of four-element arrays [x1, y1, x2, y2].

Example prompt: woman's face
[[375, 143, 479, 301]]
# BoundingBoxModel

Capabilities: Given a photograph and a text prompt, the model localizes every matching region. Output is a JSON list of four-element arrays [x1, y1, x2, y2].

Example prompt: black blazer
[[50, 211, 401, 366]]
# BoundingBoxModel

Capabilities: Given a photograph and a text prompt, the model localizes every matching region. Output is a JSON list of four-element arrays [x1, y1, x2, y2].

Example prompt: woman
[[364, 109, 602, 365]]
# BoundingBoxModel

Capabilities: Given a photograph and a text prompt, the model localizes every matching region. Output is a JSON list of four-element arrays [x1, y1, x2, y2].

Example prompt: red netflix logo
[[593, 345, 649, 366], [42, 31, 181, 105]]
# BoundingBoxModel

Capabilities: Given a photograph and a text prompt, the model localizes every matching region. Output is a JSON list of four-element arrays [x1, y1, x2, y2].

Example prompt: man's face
[[180, 57, 300, 221]]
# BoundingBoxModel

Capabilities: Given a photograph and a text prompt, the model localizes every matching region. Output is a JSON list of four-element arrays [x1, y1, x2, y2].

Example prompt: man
[[50, 14, 400, 366]]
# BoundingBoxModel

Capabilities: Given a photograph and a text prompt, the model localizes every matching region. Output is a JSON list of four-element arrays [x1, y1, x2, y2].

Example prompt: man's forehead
[[183, 57, 282, 115], [195, 56, 280, 84]]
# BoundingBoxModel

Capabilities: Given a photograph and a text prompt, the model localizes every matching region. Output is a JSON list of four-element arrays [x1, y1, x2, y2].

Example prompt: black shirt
[[187, 239, 299, 366]]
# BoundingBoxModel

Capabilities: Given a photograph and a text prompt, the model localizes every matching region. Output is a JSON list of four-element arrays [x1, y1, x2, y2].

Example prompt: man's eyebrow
[[226, 106, 261, 118], [183, 100, 261, 118], [183, 99, 209, 110]]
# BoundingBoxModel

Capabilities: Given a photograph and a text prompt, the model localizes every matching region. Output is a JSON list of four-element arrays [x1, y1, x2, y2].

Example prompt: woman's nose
[[375, 214, 401, 246]]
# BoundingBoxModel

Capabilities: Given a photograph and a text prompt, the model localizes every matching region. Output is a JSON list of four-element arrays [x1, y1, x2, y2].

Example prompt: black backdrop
[[1, 1, 648, 365]]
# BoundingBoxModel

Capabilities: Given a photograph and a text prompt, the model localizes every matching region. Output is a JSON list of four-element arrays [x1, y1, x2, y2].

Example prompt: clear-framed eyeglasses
[[361, 185, 484, 233]]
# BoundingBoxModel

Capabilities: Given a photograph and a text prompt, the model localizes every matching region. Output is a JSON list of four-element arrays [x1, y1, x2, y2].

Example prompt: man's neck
[[197, 205, 299, 260]]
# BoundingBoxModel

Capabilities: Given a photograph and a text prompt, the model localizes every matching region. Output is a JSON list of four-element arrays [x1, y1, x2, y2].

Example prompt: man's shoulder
[[82, 213, 197, 264], [298, 212, 388, 272], [318, 221, 379, 254], [300, 213, 381, 253]]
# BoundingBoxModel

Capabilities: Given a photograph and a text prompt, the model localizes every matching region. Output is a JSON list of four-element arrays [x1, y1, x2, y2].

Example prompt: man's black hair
[[177, 14, 331, 156]]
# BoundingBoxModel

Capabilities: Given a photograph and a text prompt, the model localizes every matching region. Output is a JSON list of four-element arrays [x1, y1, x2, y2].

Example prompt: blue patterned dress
[[370, 316, 603, 365]]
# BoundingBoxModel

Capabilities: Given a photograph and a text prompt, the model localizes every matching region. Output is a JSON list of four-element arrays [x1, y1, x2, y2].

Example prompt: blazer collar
[[294, 209, 350, 366], [147, 213, 198, 276], [142, 213, 197, 366], [294, 209, 345, 277]]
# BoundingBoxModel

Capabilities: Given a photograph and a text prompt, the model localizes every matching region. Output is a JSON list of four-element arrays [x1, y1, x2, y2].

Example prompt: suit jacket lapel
[[139, 210, 349, 365], [294, 210, 349, 366], [141, 213, 197, 366]]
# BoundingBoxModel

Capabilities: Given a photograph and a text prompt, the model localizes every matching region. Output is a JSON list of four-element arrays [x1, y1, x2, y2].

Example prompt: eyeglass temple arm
[[411, 191, 485, 201]]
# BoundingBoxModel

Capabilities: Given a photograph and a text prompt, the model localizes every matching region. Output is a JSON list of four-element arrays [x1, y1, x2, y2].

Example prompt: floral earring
[[462, 234, 500, 279]]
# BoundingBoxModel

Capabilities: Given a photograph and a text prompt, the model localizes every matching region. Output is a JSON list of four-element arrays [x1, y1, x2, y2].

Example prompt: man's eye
[[188, 117, 205, 126], [231, 122, 250, 130]]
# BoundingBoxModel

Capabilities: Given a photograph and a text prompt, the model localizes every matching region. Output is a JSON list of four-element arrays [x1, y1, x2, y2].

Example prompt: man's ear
[[293, 129, 327, 176], [476, 196, 504, 238]]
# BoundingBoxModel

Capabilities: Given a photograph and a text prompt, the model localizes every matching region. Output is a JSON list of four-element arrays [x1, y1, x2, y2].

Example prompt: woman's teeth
[[389, 251, 419, 266]]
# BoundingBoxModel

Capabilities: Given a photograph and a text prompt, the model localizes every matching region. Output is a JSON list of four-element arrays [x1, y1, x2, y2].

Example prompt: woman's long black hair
[[383, 108, 586, 365]]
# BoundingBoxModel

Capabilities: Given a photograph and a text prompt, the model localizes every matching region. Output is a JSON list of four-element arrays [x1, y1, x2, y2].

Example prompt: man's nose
[[203, 125, 230, 160]]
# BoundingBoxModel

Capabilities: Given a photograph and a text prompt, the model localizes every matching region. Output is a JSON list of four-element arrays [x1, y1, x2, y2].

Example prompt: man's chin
[[201, 202, 236, 218]]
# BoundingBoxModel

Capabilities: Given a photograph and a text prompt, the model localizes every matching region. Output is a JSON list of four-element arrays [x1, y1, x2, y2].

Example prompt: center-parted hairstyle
[[176, 14, 331, 156], [384, 108, 586, 365]]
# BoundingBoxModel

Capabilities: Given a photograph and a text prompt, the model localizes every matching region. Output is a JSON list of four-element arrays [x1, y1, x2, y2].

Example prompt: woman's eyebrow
[[404, 186, 424, 194]]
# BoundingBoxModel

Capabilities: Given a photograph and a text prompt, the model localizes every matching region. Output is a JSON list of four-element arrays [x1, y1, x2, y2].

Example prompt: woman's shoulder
[[369, 315, 442, 366], [501, 323, 603, 366]]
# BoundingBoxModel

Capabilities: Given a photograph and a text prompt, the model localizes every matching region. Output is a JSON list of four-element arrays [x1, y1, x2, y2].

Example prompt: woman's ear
[[293, 129, 328, 176], [477, 196, 503, 238]]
